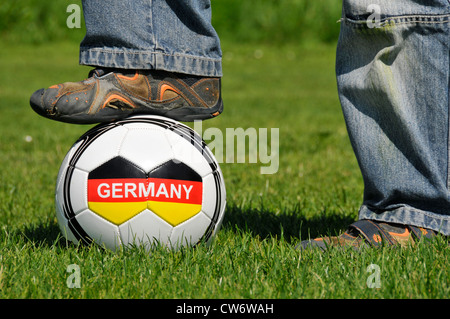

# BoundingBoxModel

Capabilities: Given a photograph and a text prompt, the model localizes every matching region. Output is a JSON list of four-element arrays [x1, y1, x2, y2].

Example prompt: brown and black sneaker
[[298, 219, 441, 251], [30, 68, 223, 124]]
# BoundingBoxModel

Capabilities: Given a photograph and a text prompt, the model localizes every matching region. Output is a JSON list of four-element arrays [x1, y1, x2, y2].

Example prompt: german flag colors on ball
[[87, 158, 203, 226]]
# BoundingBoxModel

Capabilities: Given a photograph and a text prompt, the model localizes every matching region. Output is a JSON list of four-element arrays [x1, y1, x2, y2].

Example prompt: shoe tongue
[[88, 68, 107, 78], [88, 68, 138, 78], [378, 222, 407, 234], [88, 67, 118, 78]]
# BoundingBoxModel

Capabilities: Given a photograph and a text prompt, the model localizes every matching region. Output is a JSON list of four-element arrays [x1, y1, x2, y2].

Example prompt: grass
[[0, 39, 448, 301]]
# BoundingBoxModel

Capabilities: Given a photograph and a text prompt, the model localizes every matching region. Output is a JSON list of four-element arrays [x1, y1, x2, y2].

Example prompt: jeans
[[79, 0, 222, 77], [337, 0, 450, 235]]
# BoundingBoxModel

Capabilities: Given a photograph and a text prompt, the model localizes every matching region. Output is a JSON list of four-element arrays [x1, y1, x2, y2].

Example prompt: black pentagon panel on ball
[[88, 156, 147, 179], [148, 160, 202, 182]]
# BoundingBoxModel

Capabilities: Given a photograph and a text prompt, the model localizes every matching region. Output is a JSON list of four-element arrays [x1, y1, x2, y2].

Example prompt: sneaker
[[298, 219, 440, 251], [29, 68, 223, 124]]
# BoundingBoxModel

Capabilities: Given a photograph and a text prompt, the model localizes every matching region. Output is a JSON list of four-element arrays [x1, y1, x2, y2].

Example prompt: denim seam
[[79, 47, 222, 63], [343, 13, 450, 27], [447, 44, 450, 190]]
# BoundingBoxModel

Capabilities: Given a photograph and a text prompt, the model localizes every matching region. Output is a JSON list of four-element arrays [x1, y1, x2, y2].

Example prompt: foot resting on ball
[[30, 68, 223, 124]]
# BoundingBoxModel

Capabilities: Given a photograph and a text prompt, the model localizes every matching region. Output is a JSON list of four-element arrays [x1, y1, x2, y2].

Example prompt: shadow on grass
[[19, 219, 65, 248], [15, 202, 356, 248], [221, 202, 356, 244]]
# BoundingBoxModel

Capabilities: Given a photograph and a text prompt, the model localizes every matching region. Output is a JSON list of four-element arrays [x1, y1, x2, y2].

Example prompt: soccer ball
[[55, 115, 226, 251]]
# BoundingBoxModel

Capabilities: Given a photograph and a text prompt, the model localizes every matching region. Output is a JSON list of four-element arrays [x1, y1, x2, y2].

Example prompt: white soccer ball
[[55, 115, 226, 251]]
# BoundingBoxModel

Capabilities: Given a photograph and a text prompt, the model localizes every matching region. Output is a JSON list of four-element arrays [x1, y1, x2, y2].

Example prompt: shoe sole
[[30, 89, 223, 124]]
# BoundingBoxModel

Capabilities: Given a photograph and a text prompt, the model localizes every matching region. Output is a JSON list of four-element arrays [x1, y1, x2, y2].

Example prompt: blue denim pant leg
[[79, 0, 222, 77], [336, 0, 450, 235]]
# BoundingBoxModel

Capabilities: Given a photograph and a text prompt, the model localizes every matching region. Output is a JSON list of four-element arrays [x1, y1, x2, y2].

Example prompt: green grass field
[[0, 39, 448, 300]]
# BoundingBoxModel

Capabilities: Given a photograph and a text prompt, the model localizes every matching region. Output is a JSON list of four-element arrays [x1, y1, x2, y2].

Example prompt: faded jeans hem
[[359, 205, 450, 236], [79, 47, 223, 77]]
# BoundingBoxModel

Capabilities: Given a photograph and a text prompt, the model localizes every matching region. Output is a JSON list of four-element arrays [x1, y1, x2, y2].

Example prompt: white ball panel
[[170, 212, 211, 247], [55, 172, 67, 216], [217, 165, 227, 202], [55, 197, 79, 244], [69, 168, 89, 216], [165, 130, 214, 177], [217, 167, 227, 214], [119, 209, 173, 249], [119, 128, 174, 173], [56, 140, 83, 190], [209, 200, 227, 239], [121, 121, 166, 130], [75, 210, 122, 251], [75, 125, 128, 172], [201, 173, 218, 220], [215, 170, 227, 237]]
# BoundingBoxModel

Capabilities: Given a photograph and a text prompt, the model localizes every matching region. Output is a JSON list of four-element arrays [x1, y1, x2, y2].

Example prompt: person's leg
[[338, 0, 450, 235], [79, 0, 222, 77], [300, 0, 450, 249], [30, 0, 223, 123]]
